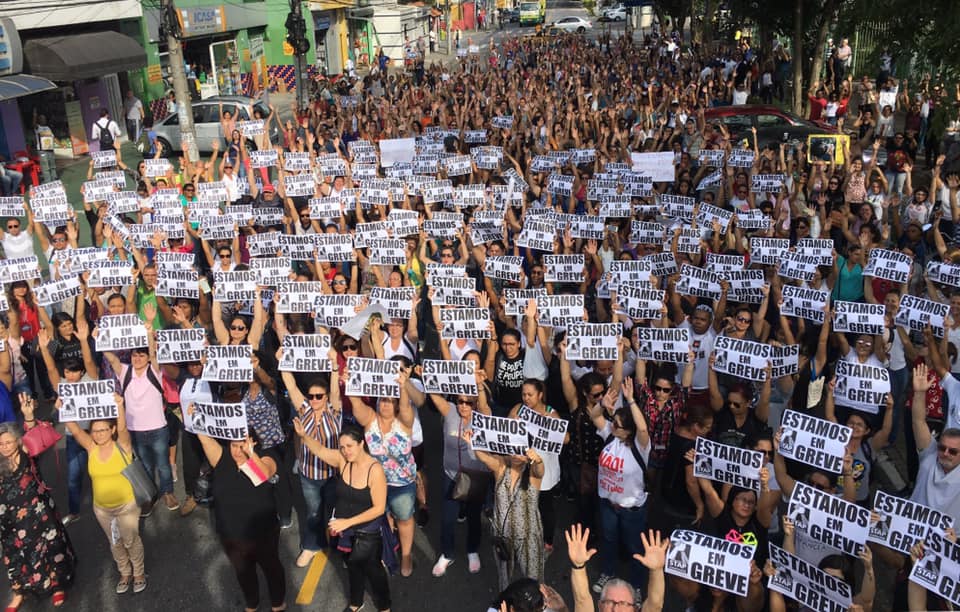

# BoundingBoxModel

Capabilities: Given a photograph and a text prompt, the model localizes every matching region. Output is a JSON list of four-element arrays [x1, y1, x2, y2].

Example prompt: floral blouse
[[243, 388, 285, 449], [365, 418, 417, 487]]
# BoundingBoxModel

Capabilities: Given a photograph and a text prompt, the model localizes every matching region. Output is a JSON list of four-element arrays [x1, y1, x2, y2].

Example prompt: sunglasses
[[589, 390, 605, 399], [938, 444, 960, 457], [653, 385, 672, 394], [307, 393, 326, 400], [53, 237, 66, 243], [6, 224, 18, 229], [341, 344, 359, 351], [230, 325, 247, 331], [737, 316, 752, 323], [219, 253, 232, 259], [456, 398, 476, 406]]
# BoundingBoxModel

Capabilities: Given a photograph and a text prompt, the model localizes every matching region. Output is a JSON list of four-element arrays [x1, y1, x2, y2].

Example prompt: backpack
[[120, 364, 169, 409], [98, 119, 115, 149], [136, 130, 152, 154]]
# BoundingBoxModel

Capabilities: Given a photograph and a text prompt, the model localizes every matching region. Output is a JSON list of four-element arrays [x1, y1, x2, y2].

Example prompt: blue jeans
[[131, 427, 173, 496], [888, 366, 909, 444], [599, 498, 648, 594], [66, 436, 87, 515], [299, 475, 335, 551], [0, 167, 22, 196], [441, 474, 482, 558]]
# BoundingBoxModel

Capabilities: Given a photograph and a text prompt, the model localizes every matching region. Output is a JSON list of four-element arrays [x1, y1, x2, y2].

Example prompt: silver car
[[152, 95, 276, 154]]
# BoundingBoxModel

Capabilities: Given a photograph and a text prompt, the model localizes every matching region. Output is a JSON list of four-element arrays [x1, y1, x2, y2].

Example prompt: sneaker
[[140, 500, 155, 519], [163, 493, 180, 511], [297, 550, 318, 568], [61, 514, 80, 526], [116, 577, 131, 594], [592, 574, 613, 594], [179, 497, 198, 517], [468, 552, 481, 574], [133, 576, 147, 594], [432, 554, 454, 577], [280, 516, 294, 529]]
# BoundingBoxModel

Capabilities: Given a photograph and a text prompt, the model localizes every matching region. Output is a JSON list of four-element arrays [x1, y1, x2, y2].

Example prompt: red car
[[702, 104, 836, 148]]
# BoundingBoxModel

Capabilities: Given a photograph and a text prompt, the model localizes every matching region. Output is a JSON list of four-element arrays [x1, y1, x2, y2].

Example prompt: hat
[[262, 184, 276, 193]]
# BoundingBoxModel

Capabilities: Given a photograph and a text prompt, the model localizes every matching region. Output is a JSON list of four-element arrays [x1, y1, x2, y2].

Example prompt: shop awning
[[23, 31, 147, 82], [0, 73, 57, 101], [348, 7, 375, 19]]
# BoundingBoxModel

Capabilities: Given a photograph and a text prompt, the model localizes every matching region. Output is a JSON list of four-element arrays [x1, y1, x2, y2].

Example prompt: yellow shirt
[[89, 445, 136, 508]]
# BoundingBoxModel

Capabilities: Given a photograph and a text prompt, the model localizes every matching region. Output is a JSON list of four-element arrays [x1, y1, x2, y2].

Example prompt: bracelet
[[23, 419, 35, 423], [572, 562, 587, 570]]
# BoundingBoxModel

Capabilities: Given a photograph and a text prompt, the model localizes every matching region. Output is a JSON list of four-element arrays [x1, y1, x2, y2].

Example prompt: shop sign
[[314, 15, 331, 30], [249, 35, 264, 60], [0, 18, 23, 76], [147, 64, 163, 84], [283, 41, 295, 56], [65, 100, 89, 157], [179, 6, 228, 37]]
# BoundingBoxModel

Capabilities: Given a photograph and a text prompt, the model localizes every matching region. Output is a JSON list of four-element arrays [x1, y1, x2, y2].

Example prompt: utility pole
[[286, 0, 310, 113], [160, 0, 199, 162], [446, 0, 452, 55]]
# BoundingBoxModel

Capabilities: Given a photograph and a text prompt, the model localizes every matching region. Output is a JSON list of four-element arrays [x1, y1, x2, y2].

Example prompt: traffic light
[[285, 11, 310, 55]]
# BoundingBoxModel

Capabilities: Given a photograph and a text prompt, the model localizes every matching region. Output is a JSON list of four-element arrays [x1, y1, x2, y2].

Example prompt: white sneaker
[[468, 552, 481, 574], [432, 554, 454, 577]]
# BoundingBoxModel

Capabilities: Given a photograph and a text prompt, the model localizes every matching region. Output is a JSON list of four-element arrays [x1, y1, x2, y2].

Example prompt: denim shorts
[[386, 482, 417, 520]]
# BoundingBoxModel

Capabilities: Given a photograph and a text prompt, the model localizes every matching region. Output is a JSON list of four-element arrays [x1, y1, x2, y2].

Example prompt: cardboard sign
[[869, 491, 955, 555], [421, 359, 477, 396], [665, 530, 754, 597], [96, 314, 148, 352], [713, 336, 770, 382], [634, 327, 690, 363], [57, 380, 118, 422], [768, 544, 853, 612], [787, 482, 871, 556], [694, 437, 764, 492], [834, 359, 891, 414], [279, 334, 332, 372], [517, 405, 568, 455], [186, 402, 248, 440], [779, 410, 851, 474], [202, 345, 253, 382], [566, 323, 621, 361], [470, 412, 527, 456], [345, 357, 401, 398], [156, 327, 206, 364], [833, 301, 885, 336]]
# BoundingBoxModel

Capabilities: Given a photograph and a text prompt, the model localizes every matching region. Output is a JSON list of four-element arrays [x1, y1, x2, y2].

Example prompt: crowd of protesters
[[2, 23, 960, 612]]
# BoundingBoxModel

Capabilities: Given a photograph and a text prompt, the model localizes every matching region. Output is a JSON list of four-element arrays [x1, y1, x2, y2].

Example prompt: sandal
[[133, 576, 147, 593], [52, 591, 66, 607], [116, 577, 131, 594]]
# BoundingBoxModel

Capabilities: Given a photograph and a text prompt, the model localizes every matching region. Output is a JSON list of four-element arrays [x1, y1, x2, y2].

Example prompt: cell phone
[[199, 278, 211, 294], [606, 224, 619, 233]]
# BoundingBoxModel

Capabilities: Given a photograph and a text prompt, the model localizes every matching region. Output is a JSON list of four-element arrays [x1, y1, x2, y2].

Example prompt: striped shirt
[[297, 400, 342, 481]]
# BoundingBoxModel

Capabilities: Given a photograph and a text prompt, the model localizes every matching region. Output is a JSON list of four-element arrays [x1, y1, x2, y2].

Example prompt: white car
[[603, 6, 626, 20], [551, 16, 593, 33]]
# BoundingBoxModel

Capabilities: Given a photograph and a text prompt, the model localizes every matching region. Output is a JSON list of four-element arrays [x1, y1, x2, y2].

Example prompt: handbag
[[116, 444, 159, 506], [22, 421, 62, 457], [451, 421, 490, 503], [350, 529, 383, 563]]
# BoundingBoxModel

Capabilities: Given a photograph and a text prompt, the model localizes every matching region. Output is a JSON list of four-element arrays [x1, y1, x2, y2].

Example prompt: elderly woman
[[1, 395, 75, 610]]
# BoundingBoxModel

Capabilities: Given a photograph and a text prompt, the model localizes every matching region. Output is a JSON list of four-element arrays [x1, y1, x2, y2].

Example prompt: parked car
[[501, 8, 520, 22], [153, 95, 277, 154], [600, 6, 626, 21], [702, 104, 836, 149], [550, 16, 593, 33]]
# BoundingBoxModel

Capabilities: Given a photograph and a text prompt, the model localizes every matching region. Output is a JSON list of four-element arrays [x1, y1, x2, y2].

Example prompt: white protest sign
[[314, 294, 366, 328], [345, 357, 401, 398], [503, 288, 547, 317], [634, 327, 690, 363], [749, 237, 790, 266], [665, 530, 754, 597], [927, 260, 960, 289], [34, 277, 82, 307], [0, 255, 40, 283], [431, 276, 476, 308], [895, 294, 949, 338], [795, 238, 835, 266], [544, 254, 584, 283], [862, 248, 912, 284], [484, 256, 522, 283], [95, 314, 147, 352], [470, 412, 527, 456], [156, 267, 199, 299], [566, 323, 621, 361], [787, 482, 871, 556], [694, 437, 763, 492], [86, 261, 133, 288], [421, 359, 477, 396], [777, 250, 819, 282], [186, 402, 248, 440], [202, 345, 253, 382], [834, 359, 891, 414], [630, 152, 675, 182], [676, 264, 722, 299], [770, 344, 800, 378], [537, 294, 584, 328], [369, 286, 416, 320], [57, 380, 118, 422], [279, 334, 332, 372], [908, 532, 960, 608], [767, 544, 853, 612], [439, 307, 491, 340], [833, 301, 886, 336], [724, 269, 766, 304], [213, 270, 259, 302], [142, 159, 171, 178], [517, 405, 567, 456], [780, 285, 828, 324], [713, 336, 771, 382], [869, 491, 955, 555], [155, 328, 206, 364], [779, 410, 851, 474], [275, 281, 325, 314]]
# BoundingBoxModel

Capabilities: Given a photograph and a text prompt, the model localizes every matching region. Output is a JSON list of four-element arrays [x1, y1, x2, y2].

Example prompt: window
[[757, 114, 787, 127]]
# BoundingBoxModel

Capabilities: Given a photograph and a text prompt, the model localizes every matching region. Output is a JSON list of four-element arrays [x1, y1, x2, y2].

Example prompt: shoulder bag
[[116, 443, 158, 506], [451, 420, 491, 503], [22, 421, 62, 457]]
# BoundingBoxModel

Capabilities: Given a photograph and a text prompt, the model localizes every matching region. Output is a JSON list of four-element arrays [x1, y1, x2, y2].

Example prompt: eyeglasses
[[938, 444, 960, 457], [856, 340, 873, 347], [341, 344, 359, 351], [6, 224, 18, 229], [599, 600, 636, 610], [230, 325, 247, 331], [333, 279, 347, 285], [654, 385, 672, 394], [53, 237, 67, 243], [307, 393, 327, 400]]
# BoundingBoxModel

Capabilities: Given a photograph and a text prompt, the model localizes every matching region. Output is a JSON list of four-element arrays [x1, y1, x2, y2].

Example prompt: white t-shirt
[[2, 231, 34, 260], [597, 422, 650, 508], [938, 374, 960, 431], [679, 320, 716, 390], [732, 89, 749, 105]]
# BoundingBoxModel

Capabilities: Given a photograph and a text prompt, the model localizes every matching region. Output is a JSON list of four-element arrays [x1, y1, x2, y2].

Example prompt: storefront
[[347, 4, 431, 64], [310, 7, 348, 76], [0, 18, 56, 164]]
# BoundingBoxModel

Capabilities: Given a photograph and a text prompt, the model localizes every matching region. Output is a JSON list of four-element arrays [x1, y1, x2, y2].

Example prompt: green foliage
[[583, 0, 596, 16]]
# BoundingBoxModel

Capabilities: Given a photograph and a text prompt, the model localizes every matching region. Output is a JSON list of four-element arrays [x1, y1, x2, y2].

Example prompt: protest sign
[[440, 307, 491, 340], [676, 264, 722, 299], [795, 238, 835, 266], [631, 221, 665, 245], [728, 150, 755, 168], [369, 286, 416, 320], [694, 437, 764, 492], [275, 281, 324, 314], [87, 260, 133, 288], [895, 294, 949, 337], [780, 285, 828, 324], [863, 249, 912, 284], [634, 327, 690, 363], [608, 260, 653, 289], [665, 530, 754, 597], [57, 380, 118, 422], [536, 294, 584, 327], [0, 256, 40, 283], [833, 301, 886, 335], [156, 267, 199, 299], [566, 323, 621, 361], [503, 288, 547, 317], [767, 544, 853, 612], [379, 138, 417, 167], [648, 252, 679, 277], [630, 152, 675, 182], [0, 196, 25, 218], [368, 238, 407, 266], [705, 253, 744, 275], [777, 250, 819, 282], [422, 359, 477, 396], [724, 269, 766, 304], [95, 314, 148, 352], [770, 344, 800, 378], [735, 209, 771, 232], [869, 491, 955, 555], [517, 405, 568, 455], [750, 238, 790, 266], [778, 410, 851, 474], [927, 260, 960, 289], [213, 270, 259, 302], [155, 327, 206, 364], [249, 149, 278, 168], [279, 334, 332, 372], [34, 277, 82, 307], [314, 294, 366, 327], [787, 482, 871, 555], [751, 174, 786, 193], [712, 336, 770, 381], [250, 257, 291, 287], [432, 276, 477, 308], [660, 194, 695, 220], [345, 357, 401, 398], [470, 412, 527, 456], [544, 254, 584, 283], [908, 532, 960, 608], [834, 359, 891, 414], [142, 159, 171, 178], [202, 345, 253, 382], [186, 403, 248, 440], [484, 256, 523, 283]]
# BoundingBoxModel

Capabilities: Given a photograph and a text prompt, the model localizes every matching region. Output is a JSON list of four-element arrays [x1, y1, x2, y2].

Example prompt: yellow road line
[[295, 551, 328, 605]]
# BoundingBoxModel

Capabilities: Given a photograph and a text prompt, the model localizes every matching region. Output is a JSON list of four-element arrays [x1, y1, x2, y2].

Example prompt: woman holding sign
[[62, 393, 145, 596], [211, 286, 266, 349]]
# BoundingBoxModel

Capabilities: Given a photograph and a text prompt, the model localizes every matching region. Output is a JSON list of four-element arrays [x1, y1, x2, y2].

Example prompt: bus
[[519, 0, 546, 26]]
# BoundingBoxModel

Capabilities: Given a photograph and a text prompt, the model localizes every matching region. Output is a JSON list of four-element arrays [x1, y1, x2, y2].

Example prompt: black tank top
[[213, 452, 278, 540], [335, 462, 375, 523]]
